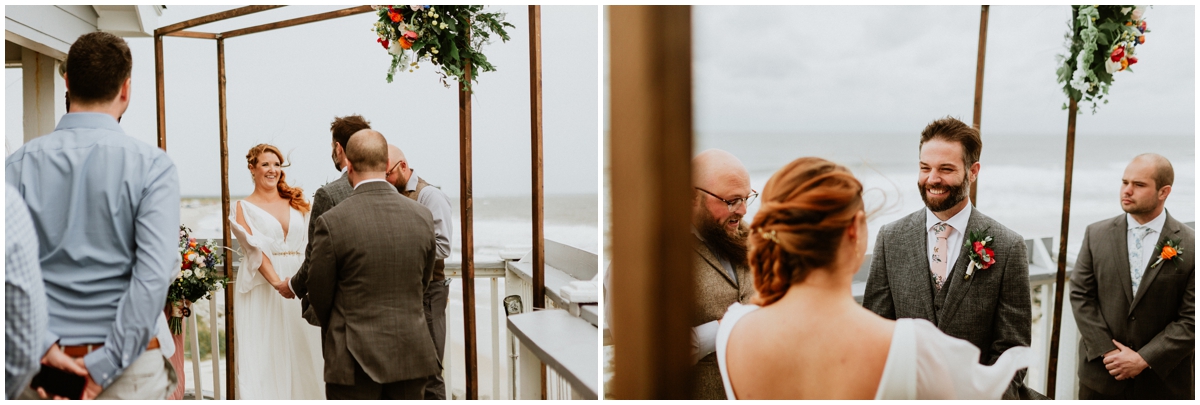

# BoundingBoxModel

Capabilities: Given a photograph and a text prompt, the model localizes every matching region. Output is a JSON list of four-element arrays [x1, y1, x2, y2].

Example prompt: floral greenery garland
[[1055, 5, 1150, 113], [373, 5, 514, 89], [166, 226, 228, 334]]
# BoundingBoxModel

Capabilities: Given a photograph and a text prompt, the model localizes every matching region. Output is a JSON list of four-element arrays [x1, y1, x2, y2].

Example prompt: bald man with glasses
[[687, 149, 759, 400]]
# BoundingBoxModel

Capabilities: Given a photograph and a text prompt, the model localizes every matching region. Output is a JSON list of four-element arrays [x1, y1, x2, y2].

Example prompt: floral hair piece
[[759, 228, 780, 244]]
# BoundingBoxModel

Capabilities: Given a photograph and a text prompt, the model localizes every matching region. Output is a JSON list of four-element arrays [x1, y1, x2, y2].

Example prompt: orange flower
[[1161, 245, 1177, 260], [398, 37, 412, 49]]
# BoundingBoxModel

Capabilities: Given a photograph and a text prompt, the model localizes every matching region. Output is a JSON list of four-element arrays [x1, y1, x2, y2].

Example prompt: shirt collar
[[353, 178, 389, 190], [55, 112, 124, 133], [404, 169, 419, 192], [1127, 209, 1167, 234], [926, 199, 973, 233]]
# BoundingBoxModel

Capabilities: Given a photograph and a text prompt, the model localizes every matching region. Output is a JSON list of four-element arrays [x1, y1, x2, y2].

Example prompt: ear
[[968, 161, 981, 182], [846, 211, 864, 243], [120, 77, 132, 101], [1158, 184, 1172, 201]]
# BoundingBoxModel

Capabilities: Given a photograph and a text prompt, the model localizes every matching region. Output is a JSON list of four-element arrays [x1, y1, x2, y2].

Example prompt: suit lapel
[[902, 213, 937, 321], [1129, 214, 1180, 312], [1109, 216, 1136, 305], [693, 236, 738, 288], [937, 209, 981, 324]]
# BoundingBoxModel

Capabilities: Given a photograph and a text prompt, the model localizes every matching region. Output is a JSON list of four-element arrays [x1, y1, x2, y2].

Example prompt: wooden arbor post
[[458, 18, 480, 400], [969, 5, 989, 205], [609, 6, 695, 399]]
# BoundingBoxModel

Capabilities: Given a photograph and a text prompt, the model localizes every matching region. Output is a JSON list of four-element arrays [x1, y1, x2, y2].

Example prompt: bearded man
[[688, 149, 757, 400], [863, 117, 1036, 399]]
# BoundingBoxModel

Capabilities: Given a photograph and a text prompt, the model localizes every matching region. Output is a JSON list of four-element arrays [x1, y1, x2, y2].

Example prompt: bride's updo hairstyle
[[749, 157, 864, 306], [246, 143, 311, 214]]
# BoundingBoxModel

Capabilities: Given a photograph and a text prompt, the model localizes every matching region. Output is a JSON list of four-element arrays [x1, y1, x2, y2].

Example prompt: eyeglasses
[[387, 159, 403, 175], [695, 187, 759, 212]]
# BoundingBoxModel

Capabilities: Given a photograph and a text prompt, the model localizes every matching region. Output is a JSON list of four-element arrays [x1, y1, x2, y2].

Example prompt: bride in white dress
[[227, 144, 324, 399], [716, 157, 1031, 400]]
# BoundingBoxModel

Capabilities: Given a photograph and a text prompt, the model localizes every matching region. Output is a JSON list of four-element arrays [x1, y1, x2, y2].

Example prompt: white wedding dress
[[716, 303, 1033, 400], [228, 200, 325, 399]]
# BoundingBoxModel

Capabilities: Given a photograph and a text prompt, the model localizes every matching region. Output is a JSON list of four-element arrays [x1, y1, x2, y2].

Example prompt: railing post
[[491, 277, 501, 400], [209, 296, 222, 399], [189, 306, 203, 399]]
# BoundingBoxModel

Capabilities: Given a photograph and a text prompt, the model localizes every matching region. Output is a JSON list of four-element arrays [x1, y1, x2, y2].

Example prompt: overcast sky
[[8, 5, 599, 198], [689, 5, 1194, 137]]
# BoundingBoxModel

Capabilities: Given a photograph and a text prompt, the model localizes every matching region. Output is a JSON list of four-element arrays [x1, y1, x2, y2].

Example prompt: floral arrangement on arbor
[[372, 5, 514, 88], [166, 226, 227, 334], [1056, 5, 1151, 113]]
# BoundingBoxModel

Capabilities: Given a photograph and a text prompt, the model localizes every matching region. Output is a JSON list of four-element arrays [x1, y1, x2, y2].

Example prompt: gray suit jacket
[[303, 181, 439, 385], [689, 236, 754, 400], [864, 208, 1033, 397], [1070, 212, 1194, 399], [294, 172, 352, 325]]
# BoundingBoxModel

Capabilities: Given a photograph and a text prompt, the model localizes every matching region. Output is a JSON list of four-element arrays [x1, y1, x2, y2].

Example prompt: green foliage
[[1056, 5, 1151, 114], [374, 5, 515, 90]]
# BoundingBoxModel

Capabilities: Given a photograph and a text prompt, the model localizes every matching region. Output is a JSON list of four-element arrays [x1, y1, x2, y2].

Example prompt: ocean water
[[697, 132, 1196, 255], [183, 193, 599, 259]]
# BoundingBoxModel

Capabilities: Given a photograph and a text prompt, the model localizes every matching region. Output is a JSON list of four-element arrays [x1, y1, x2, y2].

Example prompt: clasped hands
[[37, 343, 102, 400], [1103, 340, 1149, 381], [274, 277, 296, 299]]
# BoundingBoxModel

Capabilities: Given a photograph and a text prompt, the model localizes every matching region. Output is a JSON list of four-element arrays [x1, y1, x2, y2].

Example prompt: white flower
[[1105, 58, 1121, 74], [389, 41, 403, 56], [1121, 7, 1132, 15], [196, 268, 206, 278], [193, 254, 205, 265], [410, 5, 421, 11], [440, 23, 448, 29], [1131, 6, 1145, 21], [183, 269, 193, 278]]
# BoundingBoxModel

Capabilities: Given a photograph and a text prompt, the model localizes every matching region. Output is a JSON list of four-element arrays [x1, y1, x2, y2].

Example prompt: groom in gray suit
[[864, 117, 1033, 399], [301, 129, 440, 399], [290, 115, 372, 325]]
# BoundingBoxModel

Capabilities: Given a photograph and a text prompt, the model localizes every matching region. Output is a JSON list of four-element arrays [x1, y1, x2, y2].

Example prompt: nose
[[734, 200, 748, 216]]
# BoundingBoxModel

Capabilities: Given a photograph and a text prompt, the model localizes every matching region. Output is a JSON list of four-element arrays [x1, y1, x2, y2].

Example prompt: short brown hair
[[919, 116, 982, 167], [66, 32, 132, 105], [345, 129, 388, 172], [330, 115, 371, 149]]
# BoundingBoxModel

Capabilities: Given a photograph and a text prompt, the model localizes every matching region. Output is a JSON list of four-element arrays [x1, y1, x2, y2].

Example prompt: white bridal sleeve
[[228, 201, 273, 294], [912, 319, 1034, 400]]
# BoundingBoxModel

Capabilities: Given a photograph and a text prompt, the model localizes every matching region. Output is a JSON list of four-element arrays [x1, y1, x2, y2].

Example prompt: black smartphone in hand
[[30, 364, 86, 400]]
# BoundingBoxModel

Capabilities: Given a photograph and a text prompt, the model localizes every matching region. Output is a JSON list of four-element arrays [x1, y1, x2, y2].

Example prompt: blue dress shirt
[[6, 185, 47, 399], [5, 113, 180, 389]]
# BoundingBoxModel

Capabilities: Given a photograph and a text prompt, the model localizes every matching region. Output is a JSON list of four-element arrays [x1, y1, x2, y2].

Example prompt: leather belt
[[62, 337, 159, 358]]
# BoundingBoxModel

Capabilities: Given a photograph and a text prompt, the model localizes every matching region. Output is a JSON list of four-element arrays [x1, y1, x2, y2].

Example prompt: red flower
[[973, 241, 984, 252], [200, 246, 211, 254], [377, 37, 389, 50], [403, 30, 418, 43], [1128, 56, 1138, 65], [182, 260, 191, 270], [1111, 46, 1125, 62]]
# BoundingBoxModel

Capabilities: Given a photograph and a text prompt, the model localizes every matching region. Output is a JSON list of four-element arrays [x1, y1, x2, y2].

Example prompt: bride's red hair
[[748, 157, 863, 306], [246, 144, 311, 214]]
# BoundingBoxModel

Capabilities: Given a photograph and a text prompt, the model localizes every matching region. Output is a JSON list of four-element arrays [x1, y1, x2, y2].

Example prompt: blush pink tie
[[931, 222, 953, 290]]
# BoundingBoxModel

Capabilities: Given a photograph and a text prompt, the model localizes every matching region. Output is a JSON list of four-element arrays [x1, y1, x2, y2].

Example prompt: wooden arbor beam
[[155, 5, 284, 36], [609, 5, 695, 400], [969, 5, 989, 205], [220, 6, 374, 39]]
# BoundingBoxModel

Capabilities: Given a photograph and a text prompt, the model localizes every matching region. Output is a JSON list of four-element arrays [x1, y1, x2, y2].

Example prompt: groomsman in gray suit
[[302, 129, 440, 399], [289, 114, 372, 324], [864, 117, 1033, 399], [1070, 153, 1194, 400], [688, 149, 757, 400]]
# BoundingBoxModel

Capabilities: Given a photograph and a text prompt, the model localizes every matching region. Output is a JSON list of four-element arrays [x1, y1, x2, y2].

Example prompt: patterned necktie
[[1129, 226, 1154, 295], [931, 222, 953, 290]]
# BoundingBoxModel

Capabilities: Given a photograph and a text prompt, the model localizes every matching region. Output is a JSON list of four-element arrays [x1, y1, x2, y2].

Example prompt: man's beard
[[332, 148, 342, 172], [1122, 197, 1156, 216], [696, 209, 750, 267], [919, 173, 971, 213]]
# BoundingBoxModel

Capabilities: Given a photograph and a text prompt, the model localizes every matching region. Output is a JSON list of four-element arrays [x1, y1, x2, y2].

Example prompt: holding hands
[[274, 278, 295, 299], [1103, 340, 1148, 381]]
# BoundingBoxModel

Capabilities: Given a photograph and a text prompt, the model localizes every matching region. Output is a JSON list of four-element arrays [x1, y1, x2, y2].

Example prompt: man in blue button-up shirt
[[6, 32, 179, 400]]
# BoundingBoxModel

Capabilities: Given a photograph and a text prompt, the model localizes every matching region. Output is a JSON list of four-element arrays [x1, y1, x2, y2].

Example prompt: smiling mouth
[[926, 187, 948, 196]]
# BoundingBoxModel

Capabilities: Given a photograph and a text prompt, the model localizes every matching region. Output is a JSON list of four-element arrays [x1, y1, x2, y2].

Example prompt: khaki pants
[[23, 349, 176, 400]]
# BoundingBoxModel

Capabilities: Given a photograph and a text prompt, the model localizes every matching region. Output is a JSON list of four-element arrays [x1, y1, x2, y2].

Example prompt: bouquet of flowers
[[372, 5, 514, 87], [166, 226, 227, 334], [1055, 5, 1151, 113]]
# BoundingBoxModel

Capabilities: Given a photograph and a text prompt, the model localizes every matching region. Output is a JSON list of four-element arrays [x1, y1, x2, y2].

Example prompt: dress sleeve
[[228, 201, 272, 294], [912, 319, 1033, 400]]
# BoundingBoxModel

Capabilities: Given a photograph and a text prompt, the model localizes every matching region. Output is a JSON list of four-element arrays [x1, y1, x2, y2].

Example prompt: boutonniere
[[1151, 238, 1184, 267], [963, 228, 995, 280]]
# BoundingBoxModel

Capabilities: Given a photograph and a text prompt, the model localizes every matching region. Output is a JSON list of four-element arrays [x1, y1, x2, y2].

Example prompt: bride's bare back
[[724, 294, 895, 399]]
